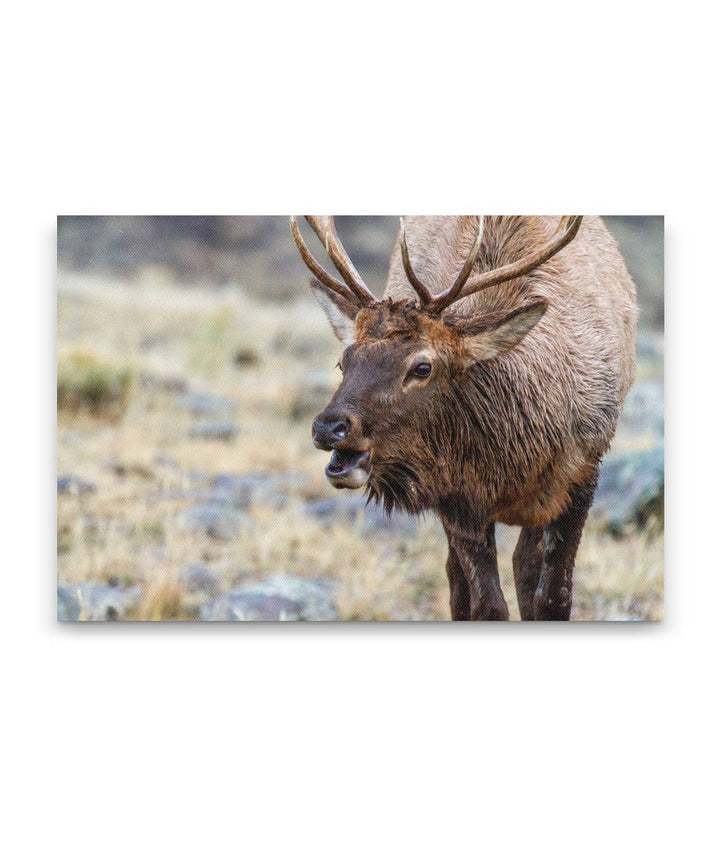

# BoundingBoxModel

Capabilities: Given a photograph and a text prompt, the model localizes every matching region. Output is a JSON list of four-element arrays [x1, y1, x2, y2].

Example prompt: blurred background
[[57, 216, 663, 620]]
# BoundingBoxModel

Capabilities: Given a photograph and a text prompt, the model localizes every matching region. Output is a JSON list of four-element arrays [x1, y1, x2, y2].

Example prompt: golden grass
[[57, 272, 664, 621]]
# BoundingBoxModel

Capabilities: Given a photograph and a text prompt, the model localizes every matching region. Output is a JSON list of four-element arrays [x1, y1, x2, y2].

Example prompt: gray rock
[[232, 347, 260, 368], [58, 581, 141, 621], [176, 391, 237, 416], [153, 454, 179, 469], [200, 575, 338, 621], [179, 564, 222, 594], [619, 380, 664, 437], [180, 504, 254, 540], [57, 475, 97, 495], [304, 495, 417, 535], [139, 372, 189, 393], [587, 595, 649, 621], [594, 444, 664, 534], [636, 331, 664, 360], [104, 457, 154, 479], [597, 606, 644, 622], [210, 471, 309, 509], [189, 420, 239, 441], [185, 470, 210, 484]]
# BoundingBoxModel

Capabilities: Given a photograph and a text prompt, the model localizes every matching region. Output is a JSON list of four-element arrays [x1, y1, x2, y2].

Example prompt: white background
[[2, 2, 717, 854]]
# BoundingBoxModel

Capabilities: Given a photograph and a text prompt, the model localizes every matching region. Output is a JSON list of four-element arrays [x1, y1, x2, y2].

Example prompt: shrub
[[57, 350, 132, 419]]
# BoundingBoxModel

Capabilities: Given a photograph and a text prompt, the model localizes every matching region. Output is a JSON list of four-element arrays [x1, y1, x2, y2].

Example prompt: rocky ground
[[57, 273, 664, 621]]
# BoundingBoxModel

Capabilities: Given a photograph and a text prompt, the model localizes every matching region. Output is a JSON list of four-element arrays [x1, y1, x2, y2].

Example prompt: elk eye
[[412, 362, 432, 379]]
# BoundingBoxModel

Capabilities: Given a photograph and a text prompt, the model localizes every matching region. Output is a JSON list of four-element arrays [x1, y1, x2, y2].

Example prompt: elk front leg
[[442, 515, 508, 621], [443, 541, 471, 620], [512, 527, 543, 621], [534, 468, 599, 621]]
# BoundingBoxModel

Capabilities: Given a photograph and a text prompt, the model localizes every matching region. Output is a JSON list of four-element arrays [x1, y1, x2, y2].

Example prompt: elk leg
[[512, 527, 543, 621], [444, 543, 471, 620], [533, 468, 599, 621], [443, 516, 508, 621]]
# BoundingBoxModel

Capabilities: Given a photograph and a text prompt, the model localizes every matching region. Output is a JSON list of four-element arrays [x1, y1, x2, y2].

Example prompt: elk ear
[[310, 279, 359, 346], [461, 301, 547, 363]]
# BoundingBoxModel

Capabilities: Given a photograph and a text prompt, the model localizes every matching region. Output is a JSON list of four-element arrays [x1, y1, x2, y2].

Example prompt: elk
[[291, 215, 637, 620]]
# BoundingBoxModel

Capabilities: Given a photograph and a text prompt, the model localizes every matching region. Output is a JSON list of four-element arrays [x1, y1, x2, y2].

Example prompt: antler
[[290, 215, 376, 306], [400, 215, 583, 314]]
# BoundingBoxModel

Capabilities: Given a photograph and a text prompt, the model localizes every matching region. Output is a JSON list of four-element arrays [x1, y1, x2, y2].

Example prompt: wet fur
[[336, 216, 637, 527]]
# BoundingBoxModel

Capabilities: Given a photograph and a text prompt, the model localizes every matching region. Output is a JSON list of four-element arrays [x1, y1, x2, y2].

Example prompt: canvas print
[[57, 216, 663, 621]]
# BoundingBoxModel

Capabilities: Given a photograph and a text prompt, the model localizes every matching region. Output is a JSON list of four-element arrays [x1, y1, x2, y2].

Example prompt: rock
[[138, 333, 168, 352], [180, 504, 254, 540], [153, 454, 179, 469], [139, 372, 189, 393], [210, 471, 309, 509], [176, 391, 237, 416], [619, 380, 664, 437], [189, 420, 239, 441], [170, 471, 310, 516], [105, 458, 154, 479], [57, 475, 97, 495], [597, 605, 644, 622], [200, 575, 338, 621], [57, 581, 141, 621], [232, 347, 260, 368], [585, 595, 648, 621], [179, 564, 222, 594], [304, 495, 417, 535], [594, 444, 664, 534], [636, 331, 664, 360]]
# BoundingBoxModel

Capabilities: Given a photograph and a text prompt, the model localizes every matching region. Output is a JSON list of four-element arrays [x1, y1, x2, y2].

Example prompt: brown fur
[[303, 215, 637, 619]]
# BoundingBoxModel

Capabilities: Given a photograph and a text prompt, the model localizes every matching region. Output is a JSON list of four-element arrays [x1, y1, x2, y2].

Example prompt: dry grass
[[57, 272, 664, 621]]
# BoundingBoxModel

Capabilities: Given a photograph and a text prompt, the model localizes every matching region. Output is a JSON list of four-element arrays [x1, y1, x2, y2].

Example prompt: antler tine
[[399, 215, 484, 312], [399, 217, 435, 305], [429, 215, 485, 313], [305, 216, 376, 306], [290, 216, 356, 301], [451, 215, 584, 304]]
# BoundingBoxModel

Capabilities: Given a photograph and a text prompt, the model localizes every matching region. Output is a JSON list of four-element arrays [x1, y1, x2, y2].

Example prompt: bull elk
[[291, 215, 637, 620]]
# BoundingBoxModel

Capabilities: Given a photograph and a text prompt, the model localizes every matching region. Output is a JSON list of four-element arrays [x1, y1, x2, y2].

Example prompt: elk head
[[290, 215, 582, 496]]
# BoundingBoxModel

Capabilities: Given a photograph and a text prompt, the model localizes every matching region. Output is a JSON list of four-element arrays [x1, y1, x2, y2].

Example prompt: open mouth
[[325, 449, 371, 489]]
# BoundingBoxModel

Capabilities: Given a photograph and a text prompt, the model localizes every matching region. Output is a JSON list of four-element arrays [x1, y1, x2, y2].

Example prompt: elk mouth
[[325, 449, 371, 489]]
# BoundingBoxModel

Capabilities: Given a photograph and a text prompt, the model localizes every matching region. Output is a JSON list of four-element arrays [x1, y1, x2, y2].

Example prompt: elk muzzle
[[312, 411, 370, 490]]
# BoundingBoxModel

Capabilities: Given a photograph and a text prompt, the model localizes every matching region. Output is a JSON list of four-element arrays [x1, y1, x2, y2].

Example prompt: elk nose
[[312, 415, 352, 450]]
